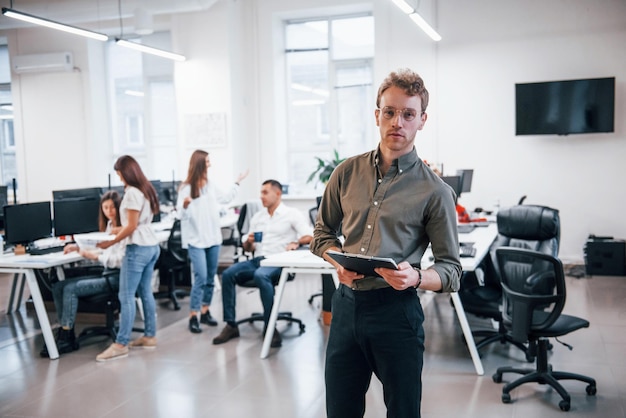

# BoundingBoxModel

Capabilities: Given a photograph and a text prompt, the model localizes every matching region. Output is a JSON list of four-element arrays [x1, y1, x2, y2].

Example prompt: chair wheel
[[586, 384, 597, 396], [492, 373, 502, 383], [501, 393, 511, 404], [559, 400, 570, 411]]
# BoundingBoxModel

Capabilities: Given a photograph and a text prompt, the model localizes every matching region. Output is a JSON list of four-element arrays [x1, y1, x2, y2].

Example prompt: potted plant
[[307, 149, 345, 187]]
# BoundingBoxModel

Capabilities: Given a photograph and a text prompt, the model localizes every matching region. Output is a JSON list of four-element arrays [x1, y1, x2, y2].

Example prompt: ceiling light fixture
[[1, 7, 109, 41], [409, 12, 442, 42], [115, 38, 186, 62], [114, 0, 185, 61], [389, 0, 442, 42]]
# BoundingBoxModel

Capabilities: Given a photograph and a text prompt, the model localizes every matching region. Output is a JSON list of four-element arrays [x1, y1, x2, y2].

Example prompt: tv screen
[[53, 198, 100, 236], [515, 77, 615, 136], [4, 201, 52, 246]]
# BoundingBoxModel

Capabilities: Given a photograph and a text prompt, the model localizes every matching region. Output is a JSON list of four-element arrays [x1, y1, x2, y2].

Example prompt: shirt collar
[[373, 146, 420, 173]]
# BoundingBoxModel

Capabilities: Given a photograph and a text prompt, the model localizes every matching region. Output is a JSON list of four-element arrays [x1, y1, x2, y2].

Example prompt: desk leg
[[260, 269, 290, 359], [24, 270, 59, 360], [7, 273, 24, 313], [450, 292, 484, 376]]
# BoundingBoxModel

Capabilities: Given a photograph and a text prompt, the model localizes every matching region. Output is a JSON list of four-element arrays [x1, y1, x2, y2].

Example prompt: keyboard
[[28, 246, 65, 256], [459, 243, 477, 258], [457, 224, 475, 234]]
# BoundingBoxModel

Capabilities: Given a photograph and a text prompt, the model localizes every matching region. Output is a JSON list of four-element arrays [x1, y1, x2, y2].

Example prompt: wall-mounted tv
[[515, 77, 615, 136]]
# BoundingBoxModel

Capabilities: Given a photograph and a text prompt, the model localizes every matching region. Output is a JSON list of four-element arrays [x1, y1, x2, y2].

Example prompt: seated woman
[[40, 191, 127, 358]]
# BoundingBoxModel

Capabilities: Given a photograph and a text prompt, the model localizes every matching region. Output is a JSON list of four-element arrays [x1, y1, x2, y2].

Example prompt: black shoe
[[270, 328, 282, 348], [57, 327, 79, 354], [200, 311, 218, 327], [212, 324, 240, 345], [189, 316, 202, 334], [40, 327, 78, 357]]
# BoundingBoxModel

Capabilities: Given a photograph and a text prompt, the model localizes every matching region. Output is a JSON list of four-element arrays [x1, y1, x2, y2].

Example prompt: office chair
[[458, 205, 560, 361], [307, 204, 323, 305], [492, 248, 597, 411], [75, 269, 120, 345], [154, 219, 190, 310]]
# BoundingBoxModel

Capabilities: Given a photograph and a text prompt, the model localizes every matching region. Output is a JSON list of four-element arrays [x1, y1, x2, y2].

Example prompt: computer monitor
[[52, 187, 102, 201], [53, 198, 100, 236], [441, 175, 463, 196], [3, 201, 53, 246], [160, 180, 180, 205], [456, 169, 474, 194]]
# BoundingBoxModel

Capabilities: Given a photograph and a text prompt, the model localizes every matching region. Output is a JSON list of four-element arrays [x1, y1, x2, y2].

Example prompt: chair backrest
[[495, 248, 566, 343], [309, 206, 318, 226], [167, 219, 187, 263], [238, 201, 262, 237], [483, 205, 560, 288]]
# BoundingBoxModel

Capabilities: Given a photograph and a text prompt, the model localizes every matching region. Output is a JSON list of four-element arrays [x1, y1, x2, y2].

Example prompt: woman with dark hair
[[177, 149, 248, 333], [41, 190, 127, 358], [95, 155, 161, 362]]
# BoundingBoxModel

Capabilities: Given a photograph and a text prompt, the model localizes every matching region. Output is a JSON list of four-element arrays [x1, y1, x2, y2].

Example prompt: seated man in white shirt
[[213, 179, 313, 348]]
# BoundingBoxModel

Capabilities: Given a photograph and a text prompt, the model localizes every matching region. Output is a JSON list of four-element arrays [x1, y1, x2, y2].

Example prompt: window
[[106, 33, 179, 182], [0, 43, 16, 194], [284, 14, 374, 194]]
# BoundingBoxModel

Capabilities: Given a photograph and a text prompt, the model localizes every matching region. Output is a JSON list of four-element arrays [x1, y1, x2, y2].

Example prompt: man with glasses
[[311, 68, 462, 418]]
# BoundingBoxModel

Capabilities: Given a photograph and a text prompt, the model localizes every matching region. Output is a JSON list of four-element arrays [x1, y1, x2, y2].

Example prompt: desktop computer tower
[[584, 236, 626, 276]]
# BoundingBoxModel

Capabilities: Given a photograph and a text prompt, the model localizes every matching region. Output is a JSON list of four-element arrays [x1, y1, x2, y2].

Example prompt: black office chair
[[458, 205, 560, 361], [492, 248, 597, 411], [154, 219, 190, 310], [75, 269, 120, 345]]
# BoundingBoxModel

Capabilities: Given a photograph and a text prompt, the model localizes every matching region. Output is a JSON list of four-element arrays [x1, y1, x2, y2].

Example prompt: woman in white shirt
[[40, 191, 127, 358], [178, 149, 248, 333], [95, 155, 161, 362]]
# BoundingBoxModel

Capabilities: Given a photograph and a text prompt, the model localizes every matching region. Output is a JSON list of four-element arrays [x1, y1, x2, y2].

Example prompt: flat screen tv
[[515, 77, 615, 136]]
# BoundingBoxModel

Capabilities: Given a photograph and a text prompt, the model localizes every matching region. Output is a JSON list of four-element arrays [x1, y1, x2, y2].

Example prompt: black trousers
[[325, 284, 425, 418]]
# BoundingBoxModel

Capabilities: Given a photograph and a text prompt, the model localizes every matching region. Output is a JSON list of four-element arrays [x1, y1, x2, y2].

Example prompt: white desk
[[259, 250, 338, 359], [1, 221, 176, 360], [0, 251, 84, 359], [259, 223, 498, 376], [422, 223, 498, 375]]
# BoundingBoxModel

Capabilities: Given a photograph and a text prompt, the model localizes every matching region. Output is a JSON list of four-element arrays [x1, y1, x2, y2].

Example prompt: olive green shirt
[[310, 147, 461, 293]]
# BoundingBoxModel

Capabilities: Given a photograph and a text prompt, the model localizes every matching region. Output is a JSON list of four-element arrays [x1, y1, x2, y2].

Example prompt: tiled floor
[[0, 270, 625, 417]]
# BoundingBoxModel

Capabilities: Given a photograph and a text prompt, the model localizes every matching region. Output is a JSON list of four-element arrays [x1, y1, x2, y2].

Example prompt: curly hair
[[376, 68, 429, 112]]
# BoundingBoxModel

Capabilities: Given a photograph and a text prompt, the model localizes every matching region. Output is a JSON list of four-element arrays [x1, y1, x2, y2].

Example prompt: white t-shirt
[[177, 181, 239, 249], [120, 186, 159, 246], [248, 202, 313, 257]]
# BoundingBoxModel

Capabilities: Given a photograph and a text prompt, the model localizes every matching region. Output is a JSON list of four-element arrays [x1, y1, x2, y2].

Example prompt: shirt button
[[360, 248, 365, 252], [374, 201, 378, 206], [399, 169, 403, 174], [367, 225, 371, 229], [378, 179, 382, 183]]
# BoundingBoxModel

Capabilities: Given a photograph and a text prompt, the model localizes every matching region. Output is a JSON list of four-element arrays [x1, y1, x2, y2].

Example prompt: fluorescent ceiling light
[[409, 12, 442, 42], [391, 0, 414, 14], [1, 8, 108, 41], [115, 38, 186, 62]]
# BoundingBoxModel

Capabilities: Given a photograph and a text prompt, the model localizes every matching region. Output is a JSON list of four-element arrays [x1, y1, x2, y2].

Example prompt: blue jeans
[[52, 272, 119, 329], [188, 244, 220, 312], [116, 244, 160, 346], [325, 285, 425, 418], [220, 256, 281, 324]]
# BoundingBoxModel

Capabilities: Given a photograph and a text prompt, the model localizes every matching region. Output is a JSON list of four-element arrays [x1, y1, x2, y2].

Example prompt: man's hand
[[375, 261, 419, 290]]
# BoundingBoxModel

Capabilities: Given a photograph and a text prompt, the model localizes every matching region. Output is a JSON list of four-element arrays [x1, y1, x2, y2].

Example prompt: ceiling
[[0, 0, 220, 32]]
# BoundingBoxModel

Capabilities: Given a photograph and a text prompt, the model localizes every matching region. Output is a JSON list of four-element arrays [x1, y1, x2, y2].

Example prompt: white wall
[[2, 0, 625, 262]]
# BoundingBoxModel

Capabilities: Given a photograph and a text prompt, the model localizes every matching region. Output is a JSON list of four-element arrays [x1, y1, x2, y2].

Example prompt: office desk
[[260, 223, 498, 376], [422, 223, 498, 375], [0, 252, 84, 359], [2, 221, 176, 360], [259, 250, 339, 359]]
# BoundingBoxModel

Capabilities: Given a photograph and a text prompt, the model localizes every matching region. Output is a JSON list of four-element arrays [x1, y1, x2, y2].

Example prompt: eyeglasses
[[378, 106, 422, 121]]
